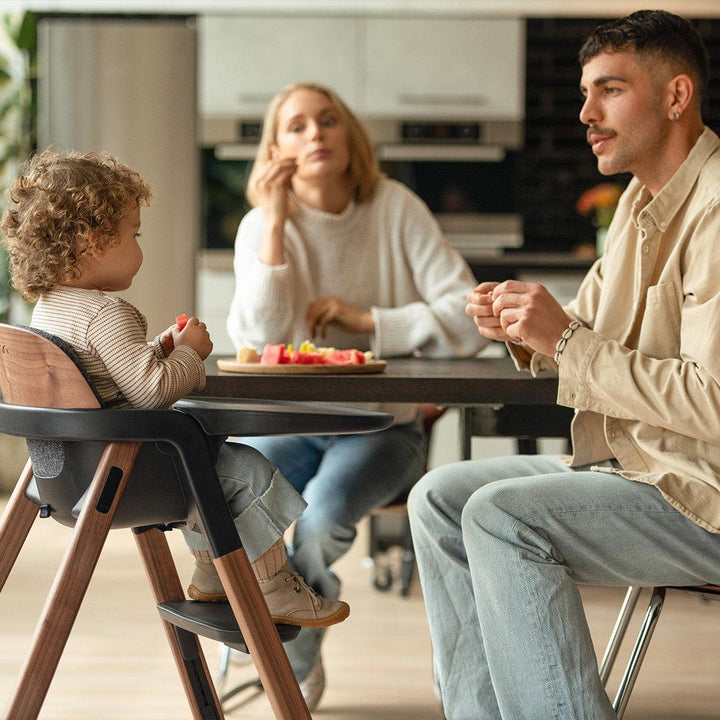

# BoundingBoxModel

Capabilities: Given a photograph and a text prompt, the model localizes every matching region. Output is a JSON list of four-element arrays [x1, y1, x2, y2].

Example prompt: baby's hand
[[159, 326, 175, 357], [173, 316, 213, 360]]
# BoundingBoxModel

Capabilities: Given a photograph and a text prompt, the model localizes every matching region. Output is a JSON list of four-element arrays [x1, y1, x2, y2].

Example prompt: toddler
[[0, 148, 349, 629]]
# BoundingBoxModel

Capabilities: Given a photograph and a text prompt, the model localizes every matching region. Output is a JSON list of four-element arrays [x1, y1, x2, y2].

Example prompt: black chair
[[598, 582, 720, 718], [0, 323, 391, 720]]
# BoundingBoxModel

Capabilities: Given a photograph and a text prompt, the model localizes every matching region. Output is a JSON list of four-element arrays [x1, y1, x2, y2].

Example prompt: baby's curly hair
[[0, 148, 152, 301]]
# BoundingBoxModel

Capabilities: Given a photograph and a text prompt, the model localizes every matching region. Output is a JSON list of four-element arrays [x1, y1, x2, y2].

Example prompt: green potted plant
[[0, 11, 36, 323], [0, 11, 35, 492]]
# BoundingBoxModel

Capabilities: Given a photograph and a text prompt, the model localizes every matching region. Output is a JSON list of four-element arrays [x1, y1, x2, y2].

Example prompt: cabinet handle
[[376, 144, 505, 162], [237, 92, 276, 105], [397, 93, 488, 106]]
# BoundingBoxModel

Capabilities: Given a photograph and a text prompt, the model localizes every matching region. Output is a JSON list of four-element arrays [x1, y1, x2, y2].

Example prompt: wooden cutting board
[[216, 358, 387, 374]]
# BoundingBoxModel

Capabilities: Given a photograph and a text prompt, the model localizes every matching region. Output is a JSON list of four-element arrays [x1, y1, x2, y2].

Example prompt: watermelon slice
[[261, 343, 291, 364], [326, 349, 366, 365], [175, 313, 189, 330], [291, 351, 326, 365]]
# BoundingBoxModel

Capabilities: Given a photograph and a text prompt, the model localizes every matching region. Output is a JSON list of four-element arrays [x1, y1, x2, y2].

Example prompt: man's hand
[[489, 280, 573, 357], [466, 282, 510, 342]]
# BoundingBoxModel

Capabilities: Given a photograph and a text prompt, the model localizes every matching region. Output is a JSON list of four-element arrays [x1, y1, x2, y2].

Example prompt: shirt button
[[659, 221, 667, 230]]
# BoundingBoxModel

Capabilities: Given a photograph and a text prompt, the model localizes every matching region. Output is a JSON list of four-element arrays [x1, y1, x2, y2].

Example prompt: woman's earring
[[672, 111, 680, 121]]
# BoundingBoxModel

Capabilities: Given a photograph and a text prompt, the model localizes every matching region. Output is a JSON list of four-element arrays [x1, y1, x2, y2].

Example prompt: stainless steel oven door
[[377, 142, 523, 257]]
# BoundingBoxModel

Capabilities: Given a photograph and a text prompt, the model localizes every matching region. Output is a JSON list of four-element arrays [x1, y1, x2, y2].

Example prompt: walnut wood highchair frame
[[0, 323, 391, 720]]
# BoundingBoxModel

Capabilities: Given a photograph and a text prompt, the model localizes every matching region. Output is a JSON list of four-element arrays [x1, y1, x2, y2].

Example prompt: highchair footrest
[[157, 600, 301, 653]]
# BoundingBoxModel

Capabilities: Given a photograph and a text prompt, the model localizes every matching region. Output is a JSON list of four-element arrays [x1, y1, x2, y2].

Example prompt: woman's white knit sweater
[[227, 177, 487, 423]]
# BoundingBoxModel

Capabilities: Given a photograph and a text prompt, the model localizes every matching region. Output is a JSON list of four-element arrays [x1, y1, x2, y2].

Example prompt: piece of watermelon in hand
[[175, 313, 190, 330]]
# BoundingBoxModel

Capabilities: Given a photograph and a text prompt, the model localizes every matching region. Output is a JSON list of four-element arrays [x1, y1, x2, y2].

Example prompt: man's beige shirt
[[518, 127, 720, 533]]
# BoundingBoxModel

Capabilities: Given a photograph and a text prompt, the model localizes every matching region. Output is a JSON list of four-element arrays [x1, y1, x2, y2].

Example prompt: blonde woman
[[226, 82, 487, 708]]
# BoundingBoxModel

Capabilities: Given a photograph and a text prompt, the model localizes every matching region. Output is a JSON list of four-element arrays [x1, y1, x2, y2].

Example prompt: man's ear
[[667, 73, 695, 120]]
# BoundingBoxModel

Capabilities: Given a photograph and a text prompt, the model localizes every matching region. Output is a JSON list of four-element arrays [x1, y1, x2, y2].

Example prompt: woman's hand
[[172, 317, 214, 360], [254, 158, 297, 218], [253, 158, 297, 265], [306, 296, 375, 339]]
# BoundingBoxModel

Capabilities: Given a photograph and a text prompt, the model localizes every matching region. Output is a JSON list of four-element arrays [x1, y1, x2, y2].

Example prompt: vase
[[596, 226, 608, 256]]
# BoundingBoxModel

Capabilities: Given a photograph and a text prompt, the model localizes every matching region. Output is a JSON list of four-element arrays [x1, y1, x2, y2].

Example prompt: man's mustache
[[587, 126, 616, 143]]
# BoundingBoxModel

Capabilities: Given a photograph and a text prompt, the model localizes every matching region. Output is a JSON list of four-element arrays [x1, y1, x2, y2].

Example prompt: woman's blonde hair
[[1, 148, 151, 301], [246, 82, 382, 207]]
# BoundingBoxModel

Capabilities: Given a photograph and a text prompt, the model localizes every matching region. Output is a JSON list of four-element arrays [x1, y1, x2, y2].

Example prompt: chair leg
[[612, 586, 666, 720], [2, 441, 141, 720], [216, 643, 232, 693], [215, 549, 312, 720], [598, 586, 643, 685], [134, 527, 225, 720], [0, 459, 36, 592]]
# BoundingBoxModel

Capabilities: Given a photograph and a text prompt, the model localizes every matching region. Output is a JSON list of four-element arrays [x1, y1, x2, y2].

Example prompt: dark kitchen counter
[[466, 251, 595, 282]]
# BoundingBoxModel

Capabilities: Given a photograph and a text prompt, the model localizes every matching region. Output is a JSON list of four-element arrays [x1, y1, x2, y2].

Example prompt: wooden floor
[[2, 497, 720, 720]]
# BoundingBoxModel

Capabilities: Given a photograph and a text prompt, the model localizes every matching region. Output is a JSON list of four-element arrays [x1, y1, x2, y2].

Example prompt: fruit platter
[[217, 341, 387, 374]]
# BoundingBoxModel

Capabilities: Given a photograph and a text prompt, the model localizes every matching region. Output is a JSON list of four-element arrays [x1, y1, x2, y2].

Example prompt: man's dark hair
[[579, 10, 709, 101]]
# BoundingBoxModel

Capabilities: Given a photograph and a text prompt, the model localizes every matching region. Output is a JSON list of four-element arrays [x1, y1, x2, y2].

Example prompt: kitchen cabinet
[[362, 17, 524, 120], [198, 15, 360, 117]]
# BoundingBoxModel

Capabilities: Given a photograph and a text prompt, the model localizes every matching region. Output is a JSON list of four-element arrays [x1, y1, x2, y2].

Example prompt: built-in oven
[[371, 119, 524, 258], [200, 119, 524, 258]]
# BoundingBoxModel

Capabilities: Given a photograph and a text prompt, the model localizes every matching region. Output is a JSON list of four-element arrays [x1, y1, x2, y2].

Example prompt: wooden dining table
[[198, 355, 573, 459]]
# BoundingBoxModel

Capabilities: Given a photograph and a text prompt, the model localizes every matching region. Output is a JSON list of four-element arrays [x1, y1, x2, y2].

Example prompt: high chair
[[0, 323, 391, 720]]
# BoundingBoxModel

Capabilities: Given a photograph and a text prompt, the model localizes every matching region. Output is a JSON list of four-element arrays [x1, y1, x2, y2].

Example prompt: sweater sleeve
[[87, 300, 206, 409], [226, 208, 298, 350], [372, 185, 489, 358]]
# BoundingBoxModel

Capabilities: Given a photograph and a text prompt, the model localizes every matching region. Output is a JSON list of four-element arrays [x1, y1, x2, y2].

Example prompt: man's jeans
[[408, 454, 720, 720]]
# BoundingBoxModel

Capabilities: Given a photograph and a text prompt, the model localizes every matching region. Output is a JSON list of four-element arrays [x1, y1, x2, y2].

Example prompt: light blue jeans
[[182, 440, 306, 563], [408, 454, 720, 720], [239, 416, 425, 679]]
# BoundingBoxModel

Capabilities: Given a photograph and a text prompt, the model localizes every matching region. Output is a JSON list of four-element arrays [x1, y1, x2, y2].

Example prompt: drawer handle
[[398, 93, 488, 106]]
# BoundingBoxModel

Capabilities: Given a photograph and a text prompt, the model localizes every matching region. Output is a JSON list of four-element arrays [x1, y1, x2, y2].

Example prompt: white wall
[[4, 0, 720, 16]]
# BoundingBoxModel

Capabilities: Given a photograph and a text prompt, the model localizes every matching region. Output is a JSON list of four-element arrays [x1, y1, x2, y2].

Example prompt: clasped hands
[[306, 295, 374, 340], [466, 280, 572, 358]]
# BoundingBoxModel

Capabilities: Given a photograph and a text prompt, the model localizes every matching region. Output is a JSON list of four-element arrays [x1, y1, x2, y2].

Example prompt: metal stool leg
[[599, 586, 642, 685], [612, 587, 666, 719], [216, 644, 231, 691]]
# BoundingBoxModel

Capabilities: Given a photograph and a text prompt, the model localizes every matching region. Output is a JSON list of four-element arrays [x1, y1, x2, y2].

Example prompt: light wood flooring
[[2, 497, 720, 720]]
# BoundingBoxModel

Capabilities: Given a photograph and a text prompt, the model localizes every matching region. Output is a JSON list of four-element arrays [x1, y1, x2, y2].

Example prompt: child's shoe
[[257, 567, 349, 628], [187, 549, 226, 602], [187, 548, 350, 628]]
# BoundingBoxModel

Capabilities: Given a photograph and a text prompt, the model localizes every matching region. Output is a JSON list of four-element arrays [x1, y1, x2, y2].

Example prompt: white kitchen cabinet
[[362, 17, 524, 120], [199, 15, 360, 117]]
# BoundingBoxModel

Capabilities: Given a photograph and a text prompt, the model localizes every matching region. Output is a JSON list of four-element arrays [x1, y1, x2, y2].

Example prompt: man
[[408, 10, 720, 720]]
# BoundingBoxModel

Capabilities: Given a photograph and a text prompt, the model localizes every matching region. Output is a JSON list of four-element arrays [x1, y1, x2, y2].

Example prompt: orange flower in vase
[[576, 183, 623, 255]]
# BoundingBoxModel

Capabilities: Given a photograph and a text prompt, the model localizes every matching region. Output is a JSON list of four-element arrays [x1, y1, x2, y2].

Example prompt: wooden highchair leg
[[2, 441, 141, 720], [134, 527, 225, 720], [215, 550, 312, 720], [0, 459, 36, 592]]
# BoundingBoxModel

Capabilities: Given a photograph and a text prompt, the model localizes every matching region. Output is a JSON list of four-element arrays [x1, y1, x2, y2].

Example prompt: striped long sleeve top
[[31, 286, 206, 409]]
